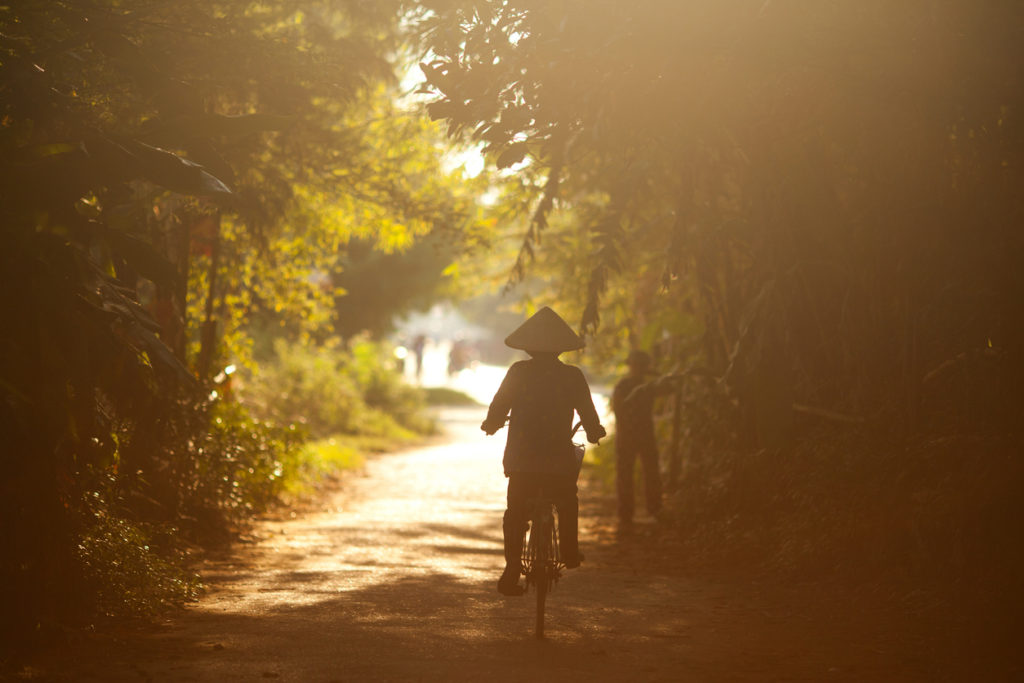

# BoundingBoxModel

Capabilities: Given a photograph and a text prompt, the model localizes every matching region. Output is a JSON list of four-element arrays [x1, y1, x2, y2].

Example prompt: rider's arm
[[572, 367, 606, 443], [481, 363, 519, 434]]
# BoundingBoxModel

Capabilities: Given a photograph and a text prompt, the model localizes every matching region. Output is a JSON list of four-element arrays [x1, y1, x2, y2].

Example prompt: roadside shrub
[[75, 495, 201, 618], [53, 394, 303, 622], [350, 336, 435, 434], [422, 386, 480, 406], [111, 390, 306, 543], [670, 430, 1024, 591], [280, 437, 366, 498], [16, 337, 428, 628], [242, 337, 435, 438], [180, 400, 305, 527]]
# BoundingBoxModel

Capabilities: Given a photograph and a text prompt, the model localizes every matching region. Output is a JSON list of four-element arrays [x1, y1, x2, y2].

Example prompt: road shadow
[[47, 568, 707, 682]]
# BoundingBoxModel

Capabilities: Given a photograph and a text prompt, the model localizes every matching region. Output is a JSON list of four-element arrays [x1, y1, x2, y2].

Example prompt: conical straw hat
[[504, 306, 585, 352]]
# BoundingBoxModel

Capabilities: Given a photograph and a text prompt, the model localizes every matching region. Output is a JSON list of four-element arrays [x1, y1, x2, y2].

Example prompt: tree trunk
[[196, 213, 221, 381]]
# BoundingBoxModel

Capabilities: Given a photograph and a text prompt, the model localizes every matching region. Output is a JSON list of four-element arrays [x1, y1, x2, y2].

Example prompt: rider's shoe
[[497, 566, 524, 596], [562, 550, 584, 569]]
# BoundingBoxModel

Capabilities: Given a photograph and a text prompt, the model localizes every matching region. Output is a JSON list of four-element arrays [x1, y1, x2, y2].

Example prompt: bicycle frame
[[521, 489, 564, 639]]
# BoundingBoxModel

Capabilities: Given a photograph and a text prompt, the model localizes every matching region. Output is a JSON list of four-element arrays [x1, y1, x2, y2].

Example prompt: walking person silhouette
[[481, 307, 606, 596], [611, 350, 675, 529]]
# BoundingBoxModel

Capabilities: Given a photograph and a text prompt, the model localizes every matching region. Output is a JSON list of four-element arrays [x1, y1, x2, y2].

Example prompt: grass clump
[[281, 437, 365, 498], [281, 429, 432, 499], [422, 387, 480, 406]]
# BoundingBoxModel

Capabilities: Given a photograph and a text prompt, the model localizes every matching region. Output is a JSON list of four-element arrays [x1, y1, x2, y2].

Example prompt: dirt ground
[[14, 408, 1017, 682]]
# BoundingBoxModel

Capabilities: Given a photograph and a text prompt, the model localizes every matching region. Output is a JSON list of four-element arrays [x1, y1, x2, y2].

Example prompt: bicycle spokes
[[522, 509, 562, 591]]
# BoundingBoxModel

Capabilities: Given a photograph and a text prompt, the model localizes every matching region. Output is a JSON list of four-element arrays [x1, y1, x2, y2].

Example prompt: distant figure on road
[[411, 334, 426, 382], [481, 307, 606, 596], [448, 338, 470, 377], [611, 350, 675, 528]]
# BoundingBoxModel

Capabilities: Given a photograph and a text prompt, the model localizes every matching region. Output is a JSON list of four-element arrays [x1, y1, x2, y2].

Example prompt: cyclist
[[481, 306, 606, 596]]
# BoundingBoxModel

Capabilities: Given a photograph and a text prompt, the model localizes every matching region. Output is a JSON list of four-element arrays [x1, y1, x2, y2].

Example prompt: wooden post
[[195, 213, 221, 381]]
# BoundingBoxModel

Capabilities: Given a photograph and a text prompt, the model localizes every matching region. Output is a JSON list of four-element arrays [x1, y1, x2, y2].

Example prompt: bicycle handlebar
[[489, 417, 585, 437]]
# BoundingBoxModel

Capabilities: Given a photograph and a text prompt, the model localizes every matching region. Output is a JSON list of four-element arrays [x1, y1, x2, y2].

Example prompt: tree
[[415, 0, 1024, 441], [0, 0, 486, 635]]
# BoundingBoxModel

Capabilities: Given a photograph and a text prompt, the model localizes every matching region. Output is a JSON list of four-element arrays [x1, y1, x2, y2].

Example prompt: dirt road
[[35, 409, 983, 682]]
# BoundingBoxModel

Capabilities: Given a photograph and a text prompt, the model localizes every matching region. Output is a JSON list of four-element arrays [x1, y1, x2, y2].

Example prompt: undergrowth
[[590, 409, 1024, 605], [668, 430, 1024, 593], [422, 387, 480, 406], [36, 339, 436, 633], [279, 431, 425, 500], [75, 499, 201, 618], [242, 336, 436, 439]]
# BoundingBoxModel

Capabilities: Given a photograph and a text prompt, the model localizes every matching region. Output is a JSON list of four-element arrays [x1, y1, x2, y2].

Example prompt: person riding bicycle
[[481, 307, 606, 596]]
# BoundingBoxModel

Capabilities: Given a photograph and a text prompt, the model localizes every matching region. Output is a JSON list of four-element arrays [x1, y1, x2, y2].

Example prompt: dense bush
[[75, 496, 201, 618], [53, 348, 432, 626], [173, 399, 305, 533], [5, 336, 432, 634], [75, 395, 303, 619], [668, 430, 1024, 594], [242, 337, 435, 439]]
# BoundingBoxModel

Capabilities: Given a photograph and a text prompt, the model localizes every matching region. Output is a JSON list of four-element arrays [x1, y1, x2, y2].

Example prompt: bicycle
[[519, 422, 585, 639]]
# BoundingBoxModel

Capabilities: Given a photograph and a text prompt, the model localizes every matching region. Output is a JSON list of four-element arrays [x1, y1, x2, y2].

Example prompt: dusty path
[[35, 409, 985, 682]]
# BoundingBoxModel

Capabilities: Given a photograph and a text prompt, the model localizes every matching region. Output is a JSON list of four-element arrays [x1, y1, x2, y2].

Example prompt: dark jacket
[[612, 374, 658, 446], [483, 357, 604, 475]]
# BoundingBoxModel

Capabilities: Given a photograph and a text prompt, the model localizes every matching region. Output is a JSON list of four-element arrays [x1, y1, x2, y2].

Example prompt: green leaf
[[130, 142, 232, 196], [496, 142, 528, 169]]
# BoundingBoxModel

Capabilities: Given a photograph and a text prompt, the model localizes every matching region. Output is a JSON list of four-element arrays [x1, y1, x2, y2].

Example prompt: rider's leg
[[499, 511, 526, 594], [498, 474, 530, 595], [502, 509, 526, 567]]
